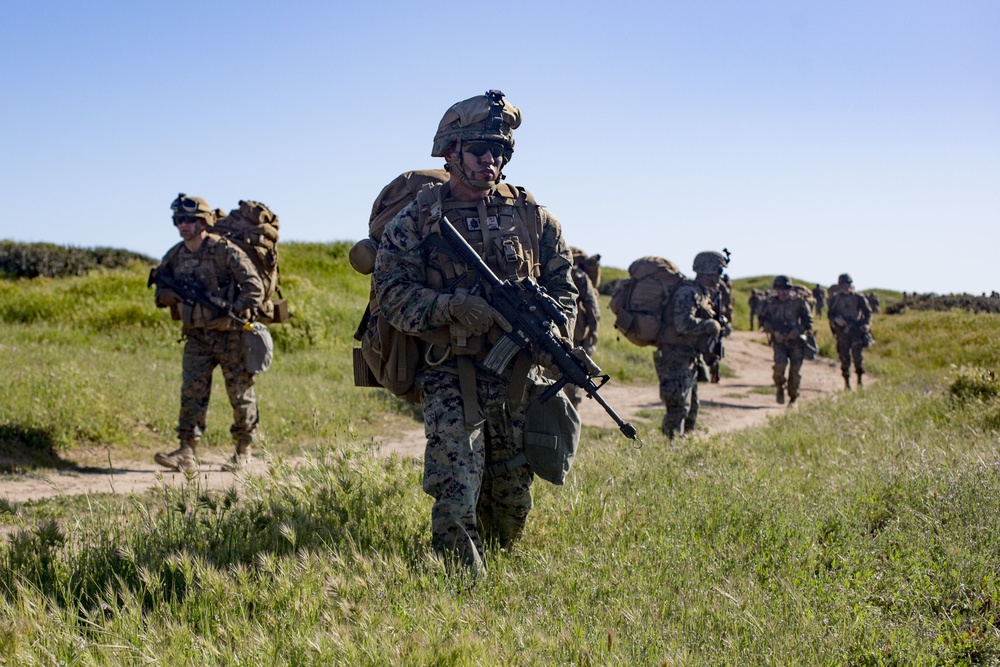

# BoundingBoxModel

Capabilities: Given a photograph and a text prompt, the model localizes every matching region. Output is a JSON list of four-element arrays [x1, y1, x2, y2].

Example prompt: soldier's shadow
[[0, 423, 79, 473]]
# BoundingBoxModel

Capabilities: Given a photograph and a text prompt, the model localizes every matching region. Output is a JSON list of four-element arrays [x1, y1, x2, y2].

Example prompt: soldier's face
[[777, 288, 790, 301], [174, 217, 205, 241], [459, 141, 505, 183]]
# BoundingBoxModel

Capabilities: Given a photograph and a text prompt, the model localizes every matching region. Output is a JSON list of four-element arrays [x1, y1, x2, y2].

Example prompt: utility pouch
[[520, 376, 581, 485]]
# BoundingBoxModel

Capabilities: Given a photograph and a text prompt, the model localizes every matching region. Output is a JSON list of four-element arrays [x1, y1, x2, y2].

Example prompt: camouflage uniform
[[374, 182, 575, 568], [828, 282, 873, 388], [758, 284, 814, 404], [656, 280, 718, 439], [812, 285, 826, 316], [154, 232, 264, 462], [563, 265, 600, 408]]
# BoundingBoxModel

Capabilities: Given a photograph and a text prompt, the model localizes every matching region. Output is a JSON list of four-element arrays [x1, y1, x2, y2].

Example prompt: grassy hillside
[[3, 244, 1000, 664]]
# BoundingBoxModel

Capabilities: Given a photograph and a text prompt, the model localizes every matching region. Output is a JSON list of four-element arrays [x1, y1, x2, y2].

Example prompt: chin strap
[[448, 138, 504, 191]]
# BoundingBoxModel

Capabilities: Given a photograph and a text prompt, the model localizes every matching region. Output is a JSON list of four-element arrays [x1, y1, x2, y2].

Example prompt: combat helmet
[[773, 275, 793, 290], [692, 251, 728, 276], [170, 193, 216, 226], [838, 273, 853, 286], [432, 90, 521, 158]]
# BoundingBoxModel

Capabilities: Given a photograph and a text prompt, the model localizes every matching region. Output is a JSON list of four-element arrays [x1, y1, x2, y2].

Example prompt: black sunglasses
[[463, 140, 510, 160], [173, 216, 203, 226]]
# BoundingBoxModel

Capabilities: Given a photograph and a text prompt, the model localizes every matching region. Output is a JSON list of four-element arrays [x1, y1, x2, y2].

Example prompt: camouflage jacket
[[828, 290, 872, 331], [657, 279, 717, 353], [759, 294, 814, 341], [571, 267, 600, 353], [373, 182, 576, 368], [154, 235, 264, 330]]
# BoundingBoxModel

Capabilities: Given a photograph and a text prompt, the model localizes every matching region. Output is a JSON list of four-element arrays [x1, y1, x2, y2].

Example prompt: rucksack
[[609, 256, 686, 346], [213, 200, 288, 324], [350, 169, 450, 402]]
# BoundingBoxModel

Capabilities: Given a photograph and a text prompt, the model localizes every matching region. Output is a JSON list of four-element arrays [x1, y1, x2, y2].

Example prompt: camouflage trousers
[[655, 345, 699, 439], [772, 341, 805, 398], [835, 332, 865, 377], [417, 367, 534, 566], [178, 328, 258, 447]]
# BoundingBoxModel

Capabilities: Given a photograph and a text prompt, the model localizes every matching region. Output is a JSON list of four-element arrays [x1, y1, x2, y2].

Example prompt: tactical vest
[[415, 182, 541, 360], [159, 236, 238, 329]]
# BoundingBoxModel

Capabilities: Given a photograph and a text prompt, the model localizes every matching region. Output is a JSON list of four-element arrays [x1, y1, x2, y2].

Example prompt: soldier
[[151, 194, 265, 472], [564, 249, 601, 408], [866, 291, 881, 314], [655, 251, 729, 439], [748, 288, 764, 330], [373, 91, 577, 574], [759, 276, 814, 405], [812, 284, 826, 316], [707, 260, 733, 383], [828, 273, 873, 389]]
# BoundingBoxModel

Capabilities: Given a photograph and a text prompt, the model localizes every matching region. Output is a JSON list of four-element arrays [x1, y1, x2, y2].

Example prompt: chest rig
[[416, 182, 543, 427], [163, 237, 236, 328]]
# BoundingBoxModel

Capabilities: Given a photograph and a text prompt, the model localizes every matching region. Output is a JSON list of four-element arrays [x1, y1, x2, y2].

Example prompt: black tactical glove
[[448, 294, 512, 336]]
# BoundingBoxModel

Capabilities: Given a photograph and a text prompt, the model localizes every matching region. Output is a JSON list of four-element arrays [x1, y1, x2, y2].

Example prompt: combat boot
[[775, 385, 785, 405], [856, 371, 864, 389], [788, 391, 798, 406], [222, 442, 253, 472], [154, 442, 197, 473], [843, 375, 851, 391]]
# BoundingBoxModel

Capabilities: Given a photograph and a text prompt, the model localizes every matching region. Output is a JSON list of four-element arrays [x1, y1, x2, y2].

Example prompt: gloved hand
[[533, 338, 572, 371], [448, 294, 512, 336], [157, 288, 182, 307], [834, 316, 848, 328], [697, 319, 722, 337]]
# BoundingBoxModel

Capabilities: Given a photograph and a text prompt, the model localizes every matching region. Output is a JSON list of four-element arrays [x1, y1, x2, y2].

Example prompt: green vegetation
[[2, 243, 1000, 664]]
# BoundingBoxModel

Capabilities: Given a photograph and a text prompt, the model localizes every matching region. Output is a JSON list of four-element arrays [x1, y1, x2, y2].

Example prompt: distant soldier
[[865, 291, 881, 314], [656, 251, 729, 439], [151, 194, 265, 472], [759, 275, 814, 405], [812, 284, 826, 316], [748, 288, 764, 330], [707, 266, 734, 383], [828, 273, 873, 389], [564, 249, 601, 408]]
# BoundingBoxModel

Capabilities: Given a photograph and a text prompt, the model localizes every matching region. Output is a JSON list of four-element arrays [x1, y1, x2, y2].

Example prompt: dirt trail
[[1, 332, 858, 504]]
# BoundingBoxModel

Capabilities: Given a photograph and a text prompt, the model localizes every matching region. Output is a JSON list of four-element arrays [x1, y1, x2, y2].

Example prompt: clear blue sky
[[2, 1, 997, 294]]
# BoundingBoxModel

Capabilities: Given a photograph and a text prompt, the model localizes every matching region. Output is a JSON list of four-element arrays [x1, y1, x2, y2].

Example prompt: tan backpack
[[609, 256, 686, 346], [350, 170, 450, 402], [212, 200, 287, 323]]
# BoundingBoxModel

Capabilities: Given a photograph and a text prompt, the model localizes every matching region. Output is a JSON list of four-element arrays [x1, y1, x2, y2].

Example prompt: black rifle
[[436, 217, 638, 442], [148, 269, 251, 329]]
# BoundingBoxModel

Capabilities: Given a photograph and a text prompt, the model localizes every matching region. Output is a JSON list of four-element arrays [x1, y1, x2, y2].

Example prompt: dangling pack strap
[[485, 452, 528, 479], [457, 356, 483, 428]]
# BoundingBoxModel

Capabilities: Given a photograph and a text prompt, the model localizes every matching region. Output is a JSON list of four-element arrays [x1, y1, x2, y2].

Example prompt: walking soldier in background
[[373, 91, 577, 575], [655, 251, 729, 439], [759, 275, 815, 405], [812, 283, 826, 316], [828, 273, 873, 389], [150, 194, 265, 472], [563, 248, 601, 408]]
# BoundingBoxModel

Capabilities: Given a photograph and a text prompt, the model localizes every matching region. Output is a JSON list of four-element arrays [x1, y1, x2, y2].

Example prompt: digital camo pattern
[[178, 328, 259, 447], [373, 183, 575, 567], [760, 294, 814, 398], [156, 235, 264, 330], [656, 281, 715, 438], [155, 235, 264, 450], [418, 368, 533, 563], [828, 290, 873, 378]]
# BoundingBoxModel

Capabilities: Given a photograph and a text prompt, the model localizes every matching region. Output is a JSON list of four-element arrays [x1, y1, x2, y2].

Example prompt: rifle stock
[[436, 217, 639, 442]]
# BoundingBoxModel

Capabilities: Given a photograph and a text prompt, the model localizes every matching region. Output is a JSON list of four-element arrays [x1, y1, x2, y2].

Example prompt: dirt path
[[1, 332, 857, 504]]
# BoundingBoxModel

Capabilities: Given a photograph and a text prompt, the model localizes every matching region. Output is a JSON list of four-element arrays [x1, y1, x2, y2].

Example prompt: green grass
[[2, 247, 1000, 664]]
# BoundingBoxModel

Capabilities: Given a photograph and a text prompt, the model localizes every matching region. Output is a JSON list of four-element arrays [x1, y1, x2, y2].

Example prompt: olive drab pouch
[[358, 307, 421, 403], [520, 376, 581, 485], [213, 200, 287, 324], [243, 322, 274, 374], [609, 256, 686, 347]]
